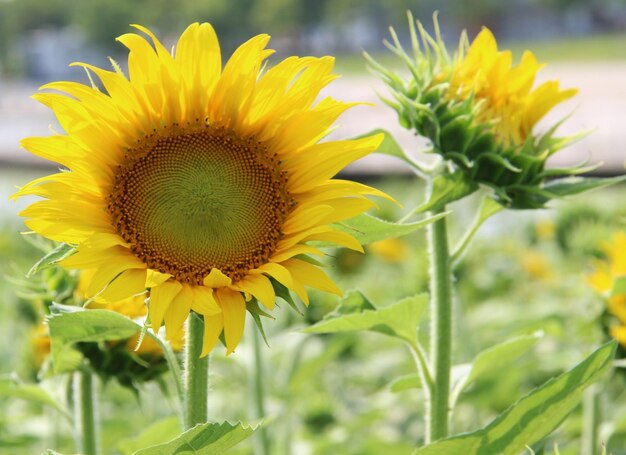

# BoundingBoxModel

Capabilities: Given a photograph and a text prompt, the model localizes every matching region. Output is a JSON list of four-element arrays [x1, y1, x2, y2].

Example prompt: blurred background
[[2, 1, 626, 454]]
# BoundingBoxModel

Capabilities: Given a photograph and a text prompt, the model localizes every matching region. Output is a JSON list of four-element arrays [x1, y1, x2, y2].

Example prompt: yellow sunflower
[[588, 231, 626, 347], [447, 28, 577, 146], [15, 23, 386, 356]]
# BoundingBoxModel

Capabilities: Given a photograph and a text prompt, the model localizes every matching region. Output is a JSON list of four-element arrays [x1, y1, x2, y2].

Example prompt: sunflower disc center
[[108, 127, 291, 284]]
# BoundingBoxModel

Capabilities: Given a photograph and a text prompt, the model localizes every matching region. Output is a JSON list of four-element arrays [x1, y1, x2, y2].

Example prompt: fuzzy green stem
[[184, 313, 209, 430], [73, 370, 99, 455], [581, 384, 600, 455], [427, 206, 453, 443], [252, 326, 271, 455]]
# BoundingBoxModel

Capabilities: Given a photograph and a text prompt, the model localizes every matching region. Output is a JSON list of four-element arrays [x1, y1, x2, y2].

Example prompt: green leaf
[[0, 374, 71, 420], [543, 175, 626, 198], [118, 417, 181, 455], [357, 128, 412, 164], [335, 212, 447, 245], [303, 291, 428, 345], [246, 299, 273, 347], [415, 341, 617, 455], [27, 243, 75, 277], [452, 196, 503, 264], [416, 171, 478, 213], [450, 332, 543, 405], [389, 373, 422, 393], [48, 308, 142, 373], [134, 421, 258, 455]]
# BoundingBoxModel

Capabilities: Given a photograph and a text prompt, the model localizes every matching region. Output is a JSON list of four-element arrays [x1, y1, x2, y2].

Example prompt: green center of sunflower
[[107, 125, 292, 285]]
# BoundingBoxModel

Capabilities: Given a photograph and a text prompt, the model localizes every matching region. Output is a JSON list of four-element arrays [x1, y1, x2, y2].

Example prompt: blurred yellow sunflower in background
[[32, 270, 184, 368], [588, 231, 626, 346], [16, 23, 386, 356]]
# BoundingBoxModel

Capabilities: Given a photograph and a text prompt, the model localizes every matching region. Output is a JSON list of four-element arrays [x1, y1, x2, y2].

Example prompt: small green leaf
[[118, 417, 181, 455], [543, 175, 626, 198], [303, 291, 427, 345], [451, 333, 542, 405], [476, 196, 504, 222], [0, 374, 71, 420], [416, 171, 478, 213], [270, 278, 303, 314], [134, 421, 258, 455], [357, 128, 412, 164], [415, 341, 616, 455], [48, 308, 142, 373], [247, 299, 273, 347], [27, 243, 75, 277], [335, 212, 447, 245], [389, 373, 422, 393]]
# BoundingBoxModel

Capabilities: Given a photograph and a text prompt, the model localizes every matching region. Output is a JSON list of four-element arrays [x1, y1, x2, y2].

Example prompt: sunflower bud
[[368, 14, 591, 209]]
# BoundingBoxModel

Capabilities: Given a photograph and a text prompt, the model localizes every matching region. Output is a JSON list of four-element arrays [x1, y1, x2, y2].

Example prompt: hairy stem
[[73, 370, 99, 455], [252, 326, 271, 455], [184, 313, 209, 430], [427, 205, 453, 442], [581, 384, 601, 455]]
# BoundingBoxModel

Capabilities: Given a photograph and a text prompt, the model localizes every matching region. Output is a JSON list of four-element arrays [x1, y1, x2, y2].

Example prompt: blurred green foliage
[[2, 172, 626, 454]]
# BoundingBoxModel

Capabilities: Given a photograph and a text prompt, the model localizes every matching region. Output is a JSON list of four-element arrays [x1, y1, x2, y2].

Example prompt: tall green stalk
[[184, 313, 209, 430], [427, 205, 453, 442], [252, 326, 271, 455], [581, 384, 600, 455], [73, 370, 99, 455]]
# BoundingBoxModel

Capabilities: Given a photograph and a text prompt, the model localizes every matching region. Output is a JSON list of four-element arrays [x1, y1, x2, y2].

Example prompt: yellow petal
[[165, 285, 193, 341], [61, 245, 144, 269], [270, 244, 324, 263], [149, 281, 182, 330], [98, 268, 147, 302], [201, 313, 224, 357], [191, 286, 221, 315], [237, 274, 276, 310], [283, 258, 342, 296], [285, 134, 383, 194], [203, 268, 232, 288], [216, 288, 246, 354], [146, 269, 172, 287]]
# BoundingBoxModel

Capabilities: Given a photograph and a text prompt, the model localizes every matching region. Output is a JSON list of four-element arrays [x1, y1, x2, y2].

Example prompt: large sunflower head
[[370, 15, 582, 208], [16, 23, 386, 356]]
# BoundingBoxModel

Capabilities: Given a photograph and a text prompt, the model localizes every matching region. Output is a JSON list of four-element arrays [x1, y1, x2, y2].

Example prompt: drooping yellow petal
[[283, 258, 342, 296], [237, 274, 276, 310], [98, 268, 147, 302], [191, 286, 221, 315], [201, 313, 224, 357], [164, 285, 193, 341], [216, 288, 246, 354], [149, 281, 182, 330]]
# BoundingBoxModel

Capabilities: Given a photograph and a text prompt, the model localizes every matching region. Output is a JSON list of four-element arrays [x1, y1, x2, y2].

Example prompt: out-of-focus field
[[3, 167, 626, 453], [2, 32, 626, 455]]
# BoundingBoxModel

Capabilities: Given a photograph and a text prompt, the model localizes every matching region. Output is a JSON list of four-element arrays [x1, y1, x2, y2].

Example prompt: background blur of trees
[[1, 0, 626, 79]]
